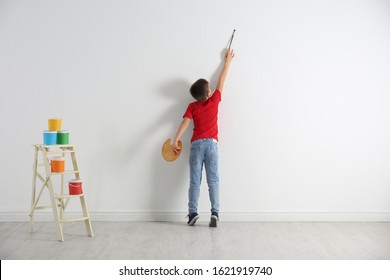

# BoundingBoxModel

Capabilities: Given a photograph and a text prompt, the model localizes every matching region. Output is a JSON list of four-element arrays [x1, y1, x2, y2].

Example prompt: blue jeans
[[188, 138, 219, 214]]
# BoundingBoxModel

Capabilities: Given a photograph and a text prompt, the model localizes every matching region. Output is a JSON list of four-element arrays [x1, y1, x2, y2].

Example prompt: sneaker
[[209, 212, 219, 227], [186, 213, 199, 226]]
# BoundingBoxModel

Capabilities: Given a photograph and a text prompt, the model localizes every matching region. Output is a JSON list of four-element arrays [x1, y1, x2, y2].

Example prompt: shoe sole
[[209, 215, 218, 227], [188, 215, 199, 226]]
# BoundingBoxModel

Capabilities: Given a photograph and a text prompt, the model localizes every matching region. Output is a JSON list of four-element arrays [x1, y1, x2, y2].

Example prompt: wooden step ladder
[[30, 144, 94, 242]]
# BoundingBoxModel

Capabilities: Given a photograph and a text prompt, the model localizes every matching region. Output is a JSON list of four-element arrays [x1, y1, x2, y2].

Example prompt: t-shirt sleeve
[[183, 104, 193, 119], [211, 89, 221, 102]]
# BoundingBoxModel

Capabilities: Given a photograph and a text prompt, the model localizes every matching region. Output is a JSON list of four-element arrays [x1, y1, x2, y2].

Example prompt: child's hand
[[172, 142, 181, 154], [225, 49, 235, 63]]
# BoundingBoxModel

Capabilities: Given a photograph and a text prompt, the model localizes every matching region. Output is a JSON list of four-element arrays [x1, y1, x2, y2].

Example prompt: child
[[172, 48, 235, 227]]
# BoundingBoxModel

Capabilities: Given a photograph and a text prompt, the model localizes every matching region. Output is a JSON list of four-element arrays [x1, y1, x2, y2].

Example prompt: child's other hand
[[172, 142, 181, 154]]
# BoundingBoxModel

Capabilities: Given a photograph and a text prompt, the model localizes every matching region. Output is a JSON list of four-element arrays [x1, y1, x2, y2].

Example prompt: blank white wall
[[1, 0, 390, 221]]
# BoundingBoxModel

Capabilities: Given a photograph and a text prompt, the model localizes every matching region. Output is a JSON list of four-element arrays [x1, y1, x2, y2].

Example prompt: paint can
[[48, 118, 62, 131], [43, 130, 57, 145], [51, 157, 65, 173], [57, 130, 69, 145], [69, 179, 83, 195]]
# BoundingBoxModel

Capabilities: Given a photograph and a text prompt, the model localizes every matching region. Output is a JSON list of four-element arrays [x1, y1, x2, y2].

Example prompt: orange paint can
[[51, 157, 65, 173]]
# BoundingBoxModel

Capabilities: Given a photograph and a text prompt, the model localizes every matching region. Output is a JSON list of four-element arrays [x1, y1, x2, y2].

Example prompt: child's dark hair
[[190, 78, 209, 101]]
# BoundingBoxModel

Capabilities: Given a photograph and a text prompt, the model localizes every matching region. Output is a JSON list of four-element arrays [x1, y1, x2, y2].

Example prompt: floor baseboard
[[1, 211, 390, 222]]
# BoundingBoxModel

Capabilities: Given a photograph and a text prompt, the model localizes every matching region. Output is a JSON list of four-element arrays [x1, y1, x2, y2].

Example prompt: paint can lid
[[43, 130, 57, 134], [69, 179, 82, 183], [51, 157, 65, 161], [58, 130, 69, 134]]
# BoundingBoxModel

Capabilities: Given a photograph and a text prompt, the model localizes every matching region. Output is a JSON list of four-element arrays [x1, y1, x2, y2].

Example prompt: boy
[[172, 48, 235, 227]]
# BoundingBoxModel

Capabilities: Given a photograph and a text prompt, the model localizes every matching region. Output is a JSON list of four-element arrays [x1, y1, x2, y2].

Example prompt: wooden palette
[[162, 138, 182, 162]]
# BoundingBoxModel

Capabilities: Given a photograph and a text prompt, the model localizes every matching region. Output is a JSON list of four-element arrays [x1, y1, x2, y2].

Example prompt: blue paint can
[[43, 130, 57, 145]]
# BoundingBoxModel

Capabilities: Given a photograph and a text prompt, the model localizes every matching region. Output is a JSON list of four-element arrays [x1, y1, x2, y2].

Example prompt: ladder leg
[[80, 196, 94, 237], [59, 172, 65, 228], [70, 148, 80, 180], [43, 148, 65, 242], [71, 147, 93, 237], [29, 148, 39, 233], [48, 182, 64, 242]]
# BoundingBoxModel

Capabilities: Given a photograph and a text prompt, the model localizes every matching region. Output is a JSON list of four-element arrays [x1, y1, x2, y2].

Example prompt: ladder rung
[[55, 194, 84, 199], [34, 144, 75, 148], [45, 150, 75, 154], [50, 170, 79, 175], [34, 205, 53, 210], [61, 217, 89, 222]]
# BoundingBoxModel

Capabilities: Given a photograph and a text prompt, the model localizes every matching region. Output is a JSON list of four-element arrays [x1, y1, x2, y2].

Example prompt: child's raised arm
[[216, 49, 235, 93]]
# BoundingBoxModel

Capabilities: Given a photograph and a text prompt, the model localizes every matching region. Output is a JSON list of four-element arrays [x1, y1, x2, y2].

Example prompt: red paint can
[[69, 179, 83, 195]]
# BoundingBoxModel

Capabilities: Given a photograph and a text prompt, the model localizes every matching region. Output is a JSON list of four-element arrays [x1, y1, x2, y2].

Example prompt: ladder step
[[45, 150, 75, 154], [61, 217, 89, 223], [50, 170, 79, 175], [34, 144, 75, 148], [55, 194, 84, 199], [33, 205, 53, 210]]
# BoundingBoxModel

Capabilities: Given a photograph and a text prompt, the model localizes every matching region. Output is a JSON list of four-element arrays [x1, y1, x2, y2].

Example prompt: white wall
[[1, 0, 390, 221]]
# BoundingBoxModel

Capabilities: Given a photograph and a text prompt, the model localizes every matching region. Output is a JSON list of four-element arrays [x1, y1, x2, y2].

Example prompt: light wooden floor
[[1, 221, 389, 259]]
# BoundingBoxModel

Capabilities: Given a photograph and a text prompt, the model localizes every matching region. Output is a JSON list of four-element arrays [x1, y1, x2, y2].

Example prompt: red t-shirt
[[184, 90, 221, 142]]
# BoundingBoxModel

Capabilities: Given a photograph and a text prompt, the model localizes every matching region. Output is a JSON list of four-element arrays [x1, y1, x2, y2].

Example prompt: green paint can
[[57, 130, 69, 144]]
